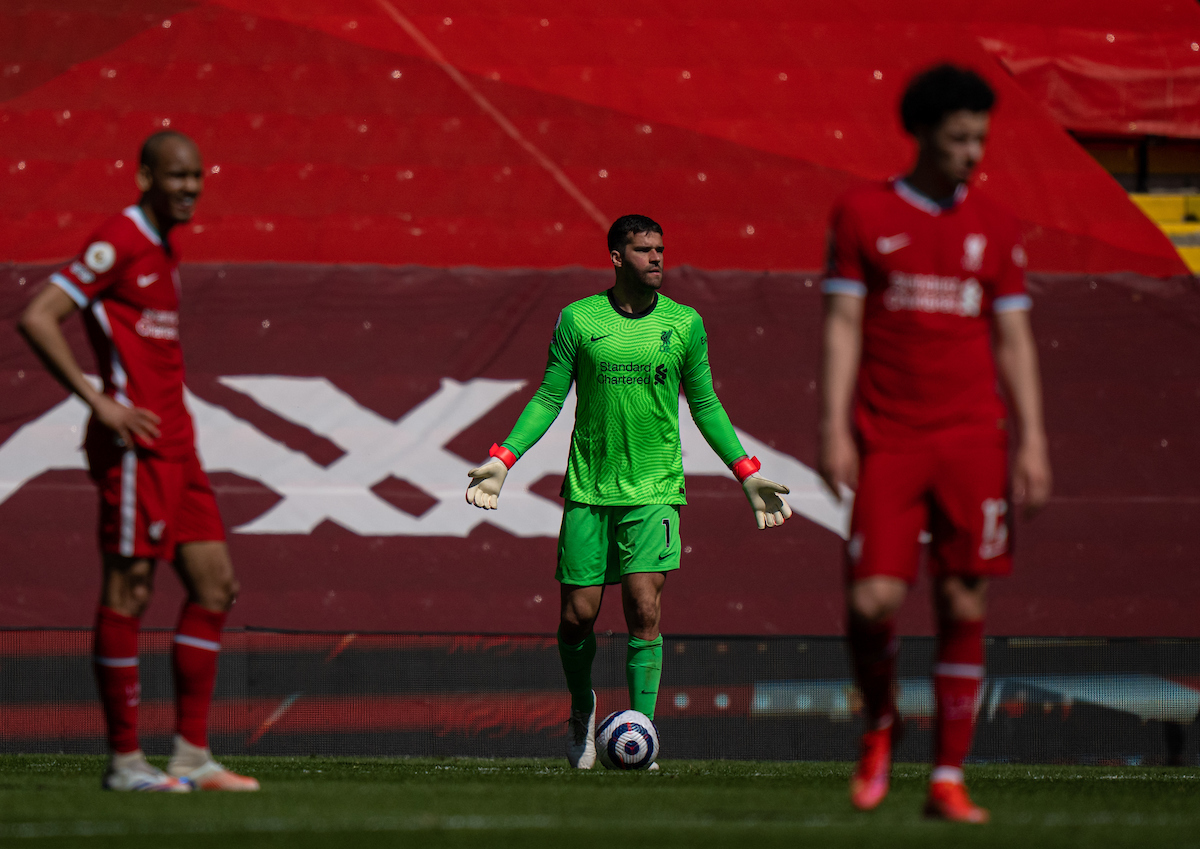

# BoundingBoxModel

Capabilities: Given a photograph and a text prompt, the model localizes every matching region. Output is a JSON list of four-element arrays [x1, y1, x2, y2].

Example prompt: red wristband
[[731, 455, 761, 483], [489, 443, 517, 469]]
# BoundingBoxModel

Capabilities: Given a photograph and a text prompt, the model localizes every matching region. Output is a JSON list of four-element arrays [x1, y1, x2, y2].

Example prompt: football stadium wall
[[2, 264, 1199, 640], [2, 629, 1198, 766]]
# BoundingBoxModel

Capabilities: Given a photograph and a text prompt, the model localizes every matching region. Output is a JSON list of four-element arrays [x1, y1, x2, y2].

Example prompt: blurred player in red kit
[[818, 65, 1051, 822], [18, 131, 258, 792]]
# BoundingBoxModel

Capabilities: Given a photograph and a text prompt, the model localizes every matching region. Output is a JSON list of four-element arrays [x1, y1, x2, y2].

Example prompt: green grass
[[0, 756, 1197, 848]]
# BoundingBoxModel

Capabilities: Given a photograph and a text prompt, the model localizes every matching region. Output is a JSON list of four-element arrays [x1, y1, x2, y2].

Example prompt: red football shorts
[[846, 439, 1011, 584], [87, 443, 226, 560]]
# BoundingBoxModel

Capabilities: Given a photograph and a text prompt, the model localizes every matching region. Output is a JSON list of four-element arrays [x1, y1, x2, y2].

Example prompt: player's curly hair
[[899, 64, 995, 135], [607, 214, 663, 252]]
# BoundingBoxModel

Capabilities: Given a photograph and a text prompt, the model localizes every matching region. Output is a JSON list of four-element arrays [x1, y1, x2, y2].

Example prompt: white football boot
[[167, 735, 260, 791], [566, 690, 597, 769], [103, 751, 192, 792]]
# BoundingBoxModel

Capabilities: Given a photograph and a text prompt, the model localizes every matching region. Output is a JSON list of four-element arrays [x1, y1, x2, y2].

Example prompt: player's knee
[[558, 618, 594, 646], [937, 577, 988, 621], [213, 575, 239, 611], [194, 572, 238, 611], [940, 593, 986, 623], [560, 596, 600, 631], [848, 583, 904, 622], [850, 599, 888, 623], [126, 583, 153, 617], [223, 576, 241, 609], [107, 560, 155, 616], [560, 602, 596, 632], [626, 597, 660, 634]]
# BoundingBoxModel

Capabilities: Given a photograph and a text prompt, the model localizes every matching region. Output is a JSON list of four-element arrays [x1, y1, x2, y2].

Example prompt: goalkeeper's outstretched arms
[[682, 312, 791, 529]]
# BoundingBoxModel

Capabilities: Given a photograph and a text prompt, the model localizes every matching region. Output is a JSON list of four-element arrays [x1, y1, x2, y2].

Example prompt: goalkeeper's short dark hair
[[608, 214, 663, 252], [899, 64, 995, 135]]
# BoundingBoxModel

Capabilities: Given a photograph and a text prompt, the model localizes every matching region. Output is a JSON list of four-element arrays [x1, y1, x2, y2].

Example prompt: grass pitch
[[0, 756, 1196, 848]]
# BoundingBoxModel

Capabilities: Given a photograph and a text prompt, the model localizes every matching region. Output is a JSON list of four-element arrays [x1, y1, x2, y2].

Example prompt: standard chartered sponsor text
[[883, 272, 982, 317], [597, 360, 652, 385], [135, 309, 180, 340]]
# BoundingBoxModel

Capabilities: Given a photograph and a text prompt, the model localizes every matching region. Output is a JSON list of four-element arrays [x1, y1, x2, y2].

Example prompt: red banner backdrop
[[3, 264, 1199, 637], [973, 1, 1200, 139], [0, 0, 1188, 275]]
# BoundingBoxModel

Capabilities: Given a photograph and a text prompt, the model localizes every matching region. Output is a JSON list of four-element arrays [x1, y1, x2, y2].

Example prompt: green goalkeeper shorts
[[555, 501, 682, 587]]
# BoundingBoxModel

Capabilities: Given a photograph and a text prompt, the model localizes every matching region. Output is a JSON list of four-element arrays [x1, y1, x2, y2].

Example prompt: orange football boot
[[924, 779, 990, 823], [179, 760, 261, 791], [850, 724, 894, 811]]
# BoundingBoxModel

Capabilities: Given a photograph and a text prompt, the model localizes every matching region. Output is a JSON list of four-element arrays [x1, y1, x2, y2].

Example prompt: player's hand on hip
[[92, 394, 161, 449], [742, 474, 792, 530], [465, 457, 508, 510], [818, 427, 859, 502], [1012, 438, 1051, 518]]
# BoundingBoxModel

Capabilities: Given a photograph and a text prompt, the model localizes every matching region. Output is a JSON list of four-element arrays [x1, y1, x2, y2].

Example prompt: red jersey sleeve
[[47, 221, 134, 308], [992, 225, 1031, 313], [821, 196, 868, 298]]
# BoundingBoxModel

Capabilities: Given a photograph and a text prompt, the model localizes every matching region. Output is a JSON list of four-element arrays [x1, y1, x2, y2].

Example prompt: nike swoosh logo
[[639, 690, 657, 695], [590, 334, 610, 342], [876, 234, 911, 255], [136, 273, 159, 288], [659, 552, 673, 560]]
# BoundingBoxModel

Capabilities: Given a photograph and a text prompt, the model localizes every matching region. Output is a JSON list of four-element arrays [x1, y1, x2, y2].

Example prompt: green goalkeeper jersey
[[500, 289, 748, 506]]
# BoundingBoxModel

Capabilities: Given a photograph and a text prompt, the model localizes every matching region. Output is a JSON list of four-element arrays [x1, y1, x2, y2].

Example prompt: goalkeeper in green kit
[[465, 215, 792, 769]]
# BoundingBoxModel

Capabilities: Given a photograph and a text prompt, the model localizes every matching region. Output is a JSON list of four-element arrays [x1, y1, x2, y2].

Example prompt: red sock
[[173, 603, 227, 749], [847, 616, 898, 729], [933, 618, 985, 772], [94, 607, 141, 754]]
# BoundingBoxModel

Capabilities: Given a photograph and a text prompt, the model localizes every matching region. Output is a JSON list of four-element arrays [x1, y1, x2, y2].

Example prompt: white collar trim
[[122, 205, 162, 246], [892, 178, 967, 216]]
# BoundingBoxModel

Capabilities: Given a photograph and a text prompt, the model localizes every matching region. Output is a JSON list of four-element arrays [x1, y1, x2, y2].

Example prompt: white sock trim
[[934, 662, 984, 679], [95, 655, 139, 668], [931, 766, 964, 784], [174, 634, 221, 652]]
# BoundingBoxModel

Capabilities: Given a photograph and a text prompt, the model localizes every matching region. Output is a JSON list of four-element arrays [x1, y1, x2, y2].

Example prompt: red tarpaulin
[[2, 265, 1199, 637], [970, 1, 1200, 139], [0, 0, 1188, 275]]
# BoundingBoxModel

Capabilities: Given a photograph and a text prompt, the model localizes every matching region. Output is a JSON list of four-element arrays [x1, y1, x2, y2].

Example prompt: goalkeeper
[[465, 214, 791, 769]]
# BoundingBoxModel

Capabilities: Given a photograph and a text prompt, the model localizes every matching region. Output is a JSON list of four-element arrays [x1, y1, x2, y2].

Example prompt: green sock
[[557, 628, 596, 714], [626, 635, 664, 720]]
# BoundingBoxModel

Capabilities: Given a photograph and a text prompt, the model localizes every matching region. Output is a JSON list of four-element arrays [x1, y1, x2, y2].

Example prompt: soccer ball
[[596, 709, 659, 770]]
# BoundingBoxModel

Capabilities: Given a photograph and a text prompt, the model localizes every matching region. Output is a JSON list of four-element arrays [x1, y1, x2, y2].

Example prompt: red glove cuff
[[490, 443, 517, 469], [731, 455, 761, 483]]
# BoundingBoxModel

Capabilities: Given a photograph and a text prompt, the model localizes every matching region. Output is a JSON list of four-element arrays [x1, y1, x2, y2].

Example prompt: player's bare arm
[[993, 308, 1052, 516], [18, 282, 161, 447], [818, 292, 864, 500]]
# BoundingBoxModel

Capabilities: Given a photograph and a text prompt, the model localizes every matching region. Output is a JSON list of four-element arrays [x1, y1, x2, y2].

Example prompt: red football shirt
[[823, 179, 1031, 450], [50, 205, 195, 459]]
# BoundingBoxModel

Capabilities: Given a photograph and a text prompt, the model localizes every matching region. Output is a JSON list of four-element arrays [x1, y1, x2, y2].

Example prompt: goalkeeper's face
[[613, 231, 665, 291]]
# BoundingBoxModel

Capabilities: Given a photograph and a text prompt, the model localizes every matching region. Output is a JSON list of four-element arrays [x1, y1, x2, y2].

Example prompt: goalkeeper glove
[[466, 444, 515, 510], [732, 456, 792, 530]]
